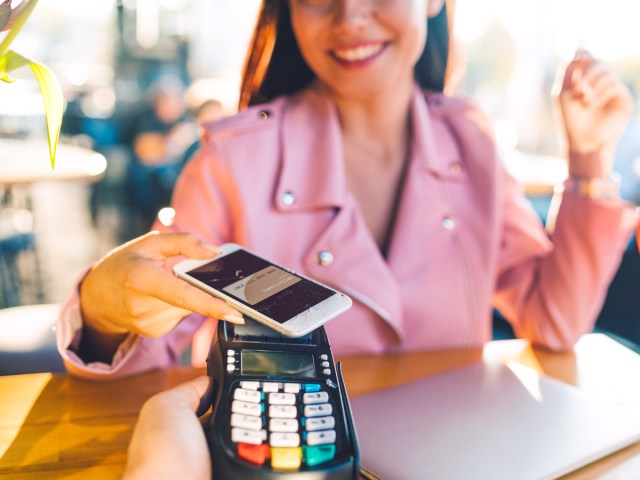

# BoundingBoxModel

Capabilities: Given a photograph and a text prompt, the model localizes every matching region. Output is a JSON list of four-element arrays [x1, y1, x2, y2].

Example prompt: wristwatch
[[556, 173, 621, 200]]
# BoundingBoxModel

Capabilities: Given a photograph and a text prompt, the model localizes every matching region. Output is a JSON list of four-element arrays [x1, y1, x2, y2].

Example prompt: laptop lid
[[350, 361, 640, 480]]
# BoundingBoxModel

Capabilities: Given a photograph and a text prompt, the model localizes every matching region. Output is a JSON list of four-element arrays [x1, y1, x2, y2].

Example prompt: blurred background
[[1, 0, 639, 370]]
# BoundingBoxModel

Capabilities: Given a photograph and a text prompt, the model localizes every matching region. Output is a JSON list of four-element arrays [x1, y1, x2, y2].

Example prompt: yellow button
[[270, 447, 302, 470]]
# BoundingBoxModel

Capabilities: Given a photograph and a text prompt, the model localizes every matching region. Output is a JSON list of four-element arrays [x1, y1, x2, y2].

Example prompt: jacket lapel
[[386, 88, 467, 280], [276, 84, 405, 340]]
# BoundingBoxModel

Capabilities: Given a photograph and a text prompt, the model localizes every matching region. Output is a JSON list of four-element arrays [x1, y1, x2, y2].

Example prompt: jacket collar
[[275, 84, 347, 212], [275, 83, 462, 213]]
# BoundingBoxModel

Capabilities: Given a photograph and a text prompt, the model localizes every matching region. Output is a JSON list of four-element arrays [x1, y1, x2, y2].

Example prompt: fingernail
[[222, 314, 245, 324], [574, 48, 591, 60]]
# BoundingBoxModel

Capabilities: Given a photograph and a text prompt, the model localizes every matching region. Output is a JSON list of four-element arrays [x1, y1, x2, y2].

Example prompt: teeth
[[333, 44, 383, 62]]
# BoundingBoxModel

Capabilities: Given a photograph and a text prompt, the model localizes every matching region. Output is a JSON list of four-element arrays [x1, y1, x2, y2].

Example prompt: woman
[[57, 0, 636, 378]]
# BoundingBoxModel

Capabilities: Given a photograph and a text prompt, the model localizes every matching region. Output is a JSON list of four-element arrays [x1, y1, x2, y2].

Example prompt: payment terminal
[[205, 318, 360, 479]]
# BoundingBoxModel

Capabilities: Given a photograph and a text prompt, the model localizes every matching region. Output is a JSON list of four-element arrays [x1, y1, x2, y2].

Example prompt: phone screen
[[187, 250, 335, 323]]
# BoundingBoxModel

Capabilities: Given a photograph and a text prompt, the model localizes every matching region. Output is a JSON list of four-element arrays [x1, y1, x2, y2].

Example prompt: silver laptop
[[350, 361, 640, 480]]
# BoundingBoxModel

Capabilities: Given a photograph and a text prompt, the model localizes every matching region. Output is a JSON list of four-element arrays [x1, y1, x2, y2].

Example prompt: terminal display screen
[[241, 350, 316, 377]]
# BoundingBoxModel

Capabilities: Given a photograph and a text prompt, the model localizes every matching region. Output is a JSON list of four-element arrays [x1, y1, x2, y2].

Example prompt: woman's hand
[[554, 50, 633, 177], [80, 231, 244, 339], [123, 376, 213, 480]]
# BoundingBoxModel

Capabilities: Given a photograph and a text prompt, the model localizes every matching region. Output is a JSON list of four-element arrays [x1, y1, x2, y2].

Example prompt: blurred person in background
[[179, 97, 230, 171], [56, 0, 636, 380], [126, 76, 197, 232]]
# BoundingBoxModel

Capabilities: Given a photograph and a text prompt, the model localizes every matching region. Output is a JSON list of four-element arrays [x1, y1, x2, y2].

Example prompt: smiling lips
[[330, 43, 386, 64]]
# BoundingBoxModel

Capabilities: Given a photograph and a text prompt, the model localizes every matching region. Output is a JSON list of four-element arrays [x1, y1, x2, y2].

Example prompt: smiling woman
[[54, 0, 637, 389], [241, 0, 450, 108]]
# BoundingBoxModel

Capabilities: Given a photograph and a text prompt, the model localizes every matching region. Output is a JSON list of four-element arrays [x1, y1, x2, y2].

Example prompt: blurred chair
[[0, 190, 44, 307], [0, 229, 39, 307], [0, 303, 64, 375]]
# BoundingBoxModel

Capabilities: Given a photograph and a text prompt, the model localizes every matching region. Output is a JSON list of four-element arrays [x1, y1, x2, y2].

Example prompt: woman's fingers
[[129, 261, 243, 322], [132, 231, 221, 261]]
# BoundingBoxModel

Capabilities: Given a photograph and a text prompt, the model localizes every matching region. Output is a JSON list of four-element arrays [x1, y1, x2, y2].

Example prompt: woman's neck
[[329, 79, 414, 163]]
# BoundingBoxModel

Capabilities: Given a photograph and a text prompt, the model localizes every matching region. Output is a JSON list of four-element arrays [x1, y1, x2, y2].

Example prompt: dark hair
[[240, 0, 450, 109]]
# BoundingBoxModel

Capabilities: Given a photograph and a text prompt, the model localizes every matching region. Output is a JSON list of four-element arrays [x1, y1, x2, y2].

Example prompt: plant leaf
[[0, 47, 29, 82], [1, 50, 63, 168], [29, 59, 63, 168]]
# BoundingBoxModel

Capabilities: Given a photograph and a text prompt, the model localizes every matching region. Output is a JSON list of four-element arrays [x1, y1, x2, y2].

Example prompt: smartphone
[[173, 243, 352, 337]]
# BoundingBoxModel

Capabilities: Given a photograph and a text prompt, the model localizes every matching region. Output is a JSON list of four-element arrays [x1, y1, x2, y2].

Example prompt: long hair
[[239, 0, 451, 109]]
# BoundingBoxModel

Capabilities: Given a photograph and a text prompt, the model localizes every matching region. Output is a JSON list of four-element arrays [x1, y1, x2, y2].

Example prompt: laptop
[[350, 361, 640, 480]]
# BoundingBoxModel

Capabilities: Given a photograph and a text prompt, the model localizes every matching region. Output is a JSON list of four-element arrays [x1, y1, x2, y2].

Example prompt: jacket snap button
[[258, 110, 271, 120], [441, 215, 456, 230], [317, 251, 334, 266], [281, 191, 296, 206]]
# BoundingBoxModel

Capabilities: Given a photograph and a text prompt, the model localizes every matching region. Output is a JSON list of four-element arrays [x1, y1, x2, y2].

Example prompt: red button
[[238, 443, 270, 465]]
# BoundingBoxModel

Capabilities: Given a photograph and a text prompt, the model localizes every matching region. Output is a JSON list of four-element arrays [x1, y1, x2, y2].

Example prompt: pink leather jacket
[[57, 83, 637, 379]]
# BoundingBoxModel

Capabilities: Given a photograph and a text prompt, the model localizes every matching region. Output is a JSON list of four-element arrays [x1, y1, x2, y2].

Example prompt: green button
[[303, 444, 336, 467]]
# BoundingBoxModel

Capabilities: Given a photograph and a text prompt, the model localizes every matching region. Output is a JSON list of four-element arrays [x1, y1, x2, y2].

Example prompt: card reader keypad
[[230, 381, 338, 470]]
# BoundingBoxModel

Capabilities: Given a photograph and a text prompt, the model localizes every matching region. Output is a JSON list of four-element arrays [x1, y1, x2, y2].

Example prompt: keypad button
[[306, 430, 336, 446], [263, 382, 281, 393], [269, 405, 297, 419], [269, 392, 296, 405], [227, 356, 236, 365], [303, 383, 321, 393], [303, 392, 329, 405], [240, 381, 260, 390], [270, 432, 300, 448], [303, 444, 336, 467], [232, 400, 263, 417], [304, 403, 332, 418], [271, 447, 302, 470], [231, 413, 263, 431], [319, 354, 328, 361], [231, 427, 264, 445], [227, 349, 236, 356], [234, 388, 262, 403], [227, 364, 236, 373], [321, 361, 330, 368], [238, 443, 269, 465], [305, 416, 335, 431], [322, 369, 331, 376], [284, 383, 301, 394], [269, 418, 299, 433]]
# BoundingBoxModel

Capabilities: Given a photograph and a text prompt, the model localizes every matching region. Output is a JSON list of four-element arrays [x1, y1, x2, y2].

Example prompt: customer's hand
[[123, 376, 213, 480], [80, 231, 244, 338], [555, 50, 633, 178]]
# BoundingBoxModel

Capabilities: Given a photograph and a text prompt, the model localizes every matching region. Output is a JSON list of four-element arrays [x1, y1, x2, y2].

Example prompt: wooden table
[[1, 333, 640, 479]]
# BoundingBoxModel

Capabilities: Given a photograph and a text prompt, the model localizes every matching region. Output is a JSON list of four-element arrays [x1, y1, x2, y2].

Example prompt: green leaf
[[29, 58, 63, 169], [0, 47, 29, 82], [0, 50, 63, 168]]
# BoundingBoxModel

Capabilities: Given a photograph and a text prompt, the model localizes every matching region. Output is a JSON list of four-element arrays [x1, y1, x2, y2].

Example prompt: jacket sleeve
[[55, 140, 234, 379], [493, 164, 638, 351], [56, 275, 205, 380]]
